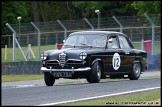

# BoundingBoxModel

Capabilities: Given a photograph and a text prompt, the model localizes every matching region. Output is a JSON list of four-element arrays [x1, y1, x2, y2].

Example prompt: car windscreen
[[64, 34, 106, 48]]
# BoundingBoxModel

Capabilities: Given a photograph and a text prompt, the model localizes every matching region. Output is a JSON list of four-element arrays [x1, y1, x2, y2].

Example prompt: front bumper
[[41, 67, 91, 74]]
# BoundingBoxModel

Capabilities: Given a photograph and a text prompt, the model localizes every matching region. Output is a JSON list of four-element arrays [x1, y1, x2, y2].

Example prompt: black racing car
[[41, 31, 147, 86]]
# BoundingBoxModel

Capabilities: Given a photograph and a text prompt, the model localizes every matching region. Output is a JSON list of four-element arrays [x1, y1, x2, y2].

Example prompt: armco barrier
[[1, 61, 42, 75]]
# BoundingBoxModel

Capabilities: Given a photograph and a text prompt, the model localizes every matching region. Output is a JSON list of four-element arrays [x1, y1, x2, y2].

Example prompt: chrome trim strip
[[46, 60, 59, 62], [41, 67, 91, 72], [66, 59, 83, 62], [47, 59, 82, 61]]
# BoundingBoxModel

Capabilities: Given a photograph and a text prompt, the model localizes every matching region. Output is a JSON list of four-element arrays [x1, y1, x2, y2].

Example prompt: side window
[[93, 36, 106, 47], [118, 35, 131, 49], [107, 36, 119, 49]]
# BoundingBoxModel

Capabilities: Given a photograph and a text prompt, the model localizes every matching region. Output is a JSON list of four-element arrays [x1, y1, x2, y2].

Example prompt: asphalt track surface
[[1, 71, 161, 106]]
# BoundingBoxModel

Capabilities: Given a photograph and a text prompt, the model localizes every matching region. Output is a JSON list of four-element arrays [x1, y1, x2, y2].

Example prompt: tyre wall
[[1, 61, 42, 75]]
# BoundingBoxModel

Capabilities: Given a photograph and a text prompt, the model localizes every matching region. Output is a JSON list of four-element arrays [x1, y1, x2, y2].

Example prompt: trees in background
[[131, 1, 161, 15], [1, 1, 161, 35], [2, 1, 31, 34], [72, 1, 136, 18], [31, 1, 76, 22]]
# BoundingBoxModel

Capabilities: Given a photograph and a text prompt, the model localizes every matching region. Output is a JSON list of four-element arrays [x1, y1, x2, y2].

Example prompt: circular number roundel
[[112, 53, 121, 70]]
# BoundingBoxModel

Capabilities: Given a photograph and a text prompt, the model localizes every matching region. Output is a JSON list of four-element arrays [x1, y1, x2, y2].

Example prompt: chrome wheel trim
[[97, 64, 101, 79], [133, 63, 140, 76]]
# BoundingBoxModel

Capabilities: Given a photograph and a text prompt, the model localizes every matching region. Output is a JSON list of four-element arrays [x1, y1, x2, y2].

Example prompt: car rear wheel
[[44, 72, 55, 86], [128, 62, 141, 80], [86, 61, 101, 83]]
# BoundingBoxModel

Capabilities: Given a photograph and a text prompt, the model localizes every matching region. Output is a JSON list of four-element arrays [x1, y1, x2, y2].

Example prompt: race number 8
[[112, 53, 121, 70]]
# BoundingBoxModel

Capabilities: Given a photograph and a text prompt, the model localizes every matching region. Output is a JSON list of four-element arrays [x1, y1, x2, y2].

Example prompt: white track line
[[38, 87, 160, 106]]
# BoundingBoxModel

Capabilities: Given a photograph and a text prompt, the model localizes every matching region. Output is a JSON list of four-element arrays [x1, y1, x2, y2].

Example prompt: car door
[[105, 34, 124, 74], [117, 34, 135, 72]]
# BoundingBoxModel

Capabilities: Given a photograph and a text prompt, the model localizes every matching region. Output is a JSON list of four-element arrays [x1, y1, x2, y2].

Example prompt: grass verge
[[2, 75, 43, 82], [59, 89, 161, 106], [1, 45, 56, 62]]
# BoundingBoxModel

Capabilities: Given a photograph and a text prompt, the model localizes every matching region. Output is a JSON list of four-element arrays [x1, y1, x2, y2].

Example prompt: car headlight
[[79, 52, 87, 60], [41, 52, 48, 60]]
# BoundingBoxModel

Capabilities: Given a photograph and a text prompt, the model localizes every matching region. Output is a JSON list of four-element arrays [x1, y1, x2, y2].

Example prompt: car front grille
[[46, 60, 59, 68], [59, 53, 66, 68], [46, 59, 84, 69], [66, 60, 83, 68]]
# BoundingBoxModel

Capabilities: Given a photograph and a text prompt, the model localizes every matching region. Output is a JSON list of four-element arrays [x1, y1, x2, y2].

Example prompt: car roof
[[69, 31, 124, 36]]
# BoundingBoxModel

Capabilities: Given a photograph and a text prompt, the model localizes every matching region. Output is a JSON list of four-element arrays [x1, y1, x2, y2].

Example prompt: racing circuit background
[[1, 14, 161, 74]]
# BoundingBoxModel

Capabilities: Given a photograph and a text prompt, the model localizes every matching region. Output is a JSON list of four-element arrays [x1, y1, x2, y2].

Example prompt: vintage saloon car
[[41, 31, 147, 86]]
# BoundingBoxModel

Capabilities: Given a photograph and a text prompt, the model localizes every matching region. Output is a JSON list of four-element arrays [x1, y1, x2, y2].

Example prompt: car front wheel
[[44, 72, 55, 86], [128, 62, 141, 80], [86, 61, 101, 83]]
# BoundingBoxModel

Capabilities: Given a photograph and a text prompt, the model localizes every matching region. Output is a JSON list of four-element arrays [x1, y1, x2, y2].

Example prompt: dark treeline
[[1, 1, 161, 35]]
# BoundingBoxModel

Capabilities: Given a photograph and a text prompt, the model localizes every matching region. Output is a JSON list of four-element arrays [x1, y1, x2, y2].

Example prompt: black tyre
[[86, 61, 101, 83], [44, 72, 55, 86], [128, 62, 141, 80]]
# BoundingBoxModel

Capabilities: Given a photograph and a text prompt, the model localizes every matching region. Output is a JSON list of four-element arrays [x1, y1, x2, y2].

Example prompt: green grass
[[1, 74, 43, 82], [140, 75, 160, 79], [1, 42, 160, 62], [1, 45, 57, 62], [59, 89, 160, 106]]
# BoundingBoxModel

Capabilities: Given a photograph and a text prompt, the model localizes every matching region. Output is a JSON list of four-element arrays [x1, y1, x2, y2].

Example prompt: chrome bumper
[[41, 67, 91, 73]]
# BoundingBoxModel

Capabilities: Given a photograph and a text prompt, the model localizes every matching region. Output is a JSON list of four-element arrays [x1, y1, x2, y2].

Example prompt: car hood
[[45, 47, 103, 60]]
